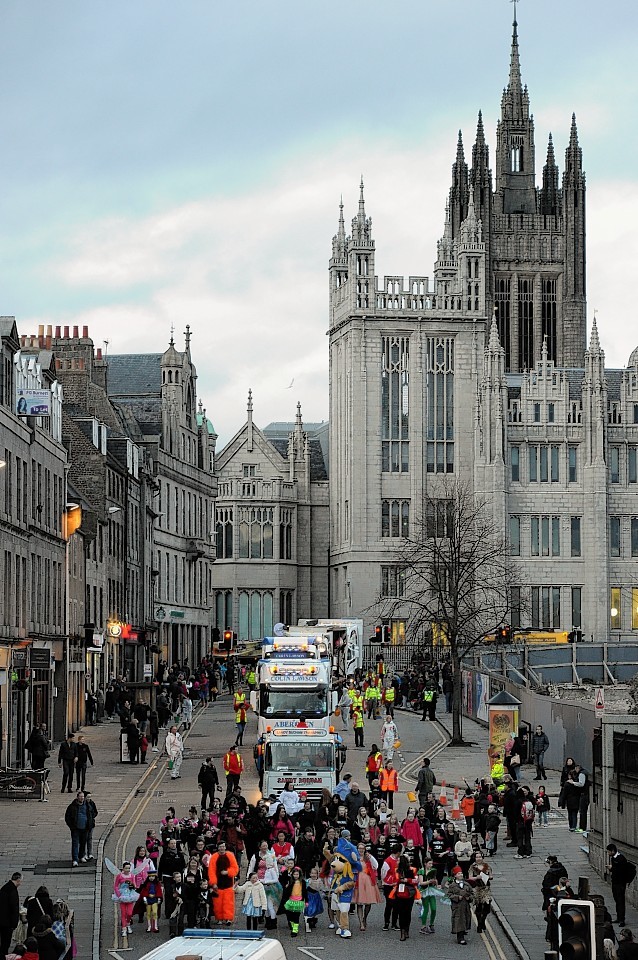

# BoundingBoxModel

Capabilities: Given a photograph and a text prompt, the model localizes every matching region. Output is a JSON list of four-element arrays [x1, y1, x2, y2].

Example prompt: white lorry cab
[[294, 619, 363, 680], [251, 635, 337, 736], [261, 726, 345, 803], [137, 929, 287, 960]]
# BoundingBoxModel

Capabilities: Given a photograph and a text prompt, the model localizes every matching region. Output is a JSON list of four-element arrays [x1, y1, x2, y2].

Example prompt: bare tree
[[380, 479, 518, 744]]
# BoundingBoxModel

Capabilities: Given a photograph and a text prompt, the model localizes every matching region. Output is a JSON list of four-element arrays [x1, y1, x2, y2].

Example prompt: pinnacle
[[488, 310, 502, 352], [476, 110, 485, 144], [546, 133, 556, 164], [589, 316, 600, 353]]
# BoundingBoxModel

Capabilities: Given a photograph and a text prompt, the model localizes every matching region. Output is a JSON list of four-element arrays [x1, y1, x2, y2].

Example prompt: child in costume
[[138, 868, 163, 933], [418, 859, 439, 934], [235, 873, 268, 930], [111, 862, 143, 937], [277, 865, 307, 938], [329, 833, 361, 939], [305, 866, 325, 930]]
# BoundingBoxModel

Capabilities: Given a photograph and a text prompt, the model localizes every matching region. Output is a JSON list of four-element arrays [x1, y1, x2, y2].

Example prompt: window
[[531, 586, 539, 628], [511, 586, 521, 629], [279, 508, 292, 560], [215, 508, 233, 559], [426, 500, 453, 538], [511, 446, 520, 482], [237, 590, 274, 640], [518, 278, 534, 371], [610, 517, 621, 557], [238, 507, 274, 559], [633, 588, 638, 631], [572, 587, 582, 630], [495, 277, 511, 369], [531, 516, 559, 556], [511, 145, 522, 172], [551, 517, 560, 556], [611, 587, 621, 630], [610, 447, 620, 484], [533, 403, 541, 423], [630, 447, 637, 484], [509, 517, 520, 556], [243, 465, 256, 478], [571, 517, 581, 557], [382, 336, 410, 473], [548, 403, 555, 423], [540, 446, 548, 482], [280, 590, 293, 626], [382, 500, 410, 538], [568, 446, 578, 483], [426, 337, 454, 473], [381, 566, 405, 598], [531, 517, 539, 556], [529, 446, 538, 483], [542, 279, 557, 362], [550, 446, 559, 482], [541, 516, 550, 556], [632, 518, 638, 557]]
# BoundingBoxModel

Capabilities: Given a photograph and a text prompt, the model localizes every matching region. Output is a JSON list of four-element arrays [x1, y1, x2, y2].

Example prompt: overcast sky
[[1, 0, 636, 447]]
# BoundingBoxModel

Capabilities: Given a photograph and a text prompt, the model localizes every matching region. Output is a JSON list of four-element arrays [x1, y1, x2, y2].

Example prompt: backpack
[[624, 860, 637, 884], [521, 800, 535, 822]]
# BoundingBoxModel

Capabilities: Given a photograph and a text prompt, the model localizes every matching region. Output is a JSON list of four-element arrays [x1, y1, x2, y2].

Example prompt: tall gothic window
[[215, 507, 233, 559], [426, 338, 454, 473], [381, 337, 409, 473], [238, 507, 274, 559], [495, 277, 511, 370], [541, 278, 557, 362], [518, 278, 534, 370], [279, 508, 293, 560]]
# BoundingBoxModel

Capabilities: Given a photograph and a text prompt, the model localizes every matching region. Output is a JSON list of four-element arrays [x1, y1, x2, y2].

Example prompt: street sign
[[595, 687, 605, 716]]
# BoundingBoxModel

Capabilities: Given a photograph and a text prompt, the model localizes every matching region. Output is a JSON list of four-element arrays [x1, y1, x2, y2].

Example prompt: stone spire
[[540, 133, 559, 215], [351, 176, 373, 245], [332, 196, 347, 258], [449, 131, 469, 239], [564, 113, 584, 182], [247, 388, 254, 452]]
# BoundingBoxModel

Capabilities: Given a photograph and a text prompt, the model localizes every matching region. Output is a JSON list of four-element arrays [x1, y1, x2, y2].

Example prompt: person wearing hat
[[448, 865, 473, 945], [137, 867, 164, 933]]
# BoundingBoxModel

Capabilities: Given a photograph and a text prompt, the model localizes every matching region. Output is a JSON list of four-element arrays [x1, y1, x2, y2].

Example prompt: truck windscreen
[[265, 741, 335, 771], [260, 687, 328, 718]]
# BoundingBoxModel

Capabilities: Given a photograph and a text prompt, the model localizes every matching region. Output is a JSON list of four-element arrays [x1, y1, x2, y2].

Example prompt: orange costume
[[207, 849, 239, 921]]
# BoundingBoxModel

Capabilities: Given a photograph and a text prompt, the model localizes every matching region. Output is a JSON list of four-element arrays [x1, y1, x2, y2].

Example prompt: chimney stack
[[72, 325, 79, 338], [46, 324, 52, 337], [96, 348, 102, 360], [54, 326, 61, 338], [63, 325, 69, 338], [82, 325, 88, 339]]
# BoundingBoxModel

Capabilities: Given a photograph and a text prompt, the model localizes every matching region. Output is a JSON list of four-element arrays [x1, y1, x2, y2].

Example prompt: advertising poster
[[488, 705, 519, 764], [16, 389, 51, 416], [475, 673, 490, 723], [0, 769, 46, 800]]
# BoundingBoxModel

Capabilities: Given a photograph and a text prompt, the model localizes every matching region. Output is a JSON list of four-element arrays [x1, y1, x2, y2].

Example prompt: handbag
[[510, 754, 521, 766], [334, 707, 341, 717]]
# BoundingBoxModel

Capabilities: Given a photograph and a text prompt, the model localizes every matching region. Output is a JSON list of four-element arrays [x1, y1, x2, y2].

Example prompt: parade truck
[[250, 634, 336, 736], [294, 618, 363, 680], [260, 725, 346, 803]]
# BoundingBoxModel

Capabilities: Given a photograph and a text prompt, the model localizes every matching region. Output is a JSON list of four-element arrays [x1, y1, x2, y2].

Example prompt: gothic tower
[[444, 9, 587, 373]]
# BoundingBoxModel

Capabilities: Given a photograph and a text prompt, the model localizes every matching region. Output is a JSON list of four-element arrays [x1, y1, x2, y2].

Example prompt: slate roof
[[269, 436, 328, 482], [106, 354, 162, 397]]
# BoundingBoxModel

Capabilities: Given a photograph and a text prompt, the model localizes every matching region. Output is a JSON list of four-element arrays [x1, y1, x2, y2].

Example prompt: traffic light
[[212, 627, 220, 645], [497, 625, 511, 643], [83, 624, 95, 648], [373, 625, 391, 644], [223, 629, 233, 651], [557, 898, 595, 960]]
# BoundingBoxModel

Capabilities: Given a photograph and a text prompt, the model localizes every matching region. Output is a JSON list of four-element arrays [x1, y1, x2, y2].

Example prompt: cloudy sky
[[0, 0, 636, 446]]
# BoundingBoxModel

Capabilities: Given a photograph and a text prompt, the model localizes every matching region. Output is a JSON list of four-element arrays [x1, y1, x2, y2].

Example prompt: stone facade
[[328, 14, 637, 650], [212, 396, 329, 637]]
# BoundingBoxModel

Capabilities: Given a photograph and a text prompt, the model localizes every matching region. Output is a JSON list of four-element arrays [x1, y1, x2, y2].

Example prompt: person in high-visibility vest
[[364, 681, 381, 719], [352, 706, 365, 748], [246, 667, 256, 691], [365, 744, 384, 788], [234, 704, 248, 746], [223, 745, 244, 797], [379, 761, 399, 810], [347, 682, 358, 703], [490, 756, 505, 785], [383, 684, 396, 718], [350, 691, 364, 721]]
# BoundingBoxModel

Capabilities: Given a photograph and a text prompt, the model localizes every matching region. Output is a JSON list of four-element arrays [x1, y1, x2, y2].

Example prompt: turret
[[562, 114, 587, 366], [349, 177, 375, 311], [539, 133, 559, 217]]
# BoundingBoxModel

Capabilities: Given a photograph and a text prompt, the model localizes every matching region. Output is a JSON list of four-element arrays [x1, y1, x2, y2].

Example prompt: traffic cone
[[450, 785, 461, 819], [439, 780, 448, 805]]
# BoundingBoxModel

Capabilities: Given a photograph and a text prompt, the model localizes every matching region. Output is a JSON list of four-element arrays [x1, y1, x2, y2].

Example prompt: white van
[[137, 930, 288, 960]]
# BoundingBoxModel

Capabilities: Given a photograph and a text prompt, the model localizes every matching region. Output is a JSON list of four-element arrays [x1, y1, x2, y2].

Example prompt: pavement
[[0, 695, 635, 960]]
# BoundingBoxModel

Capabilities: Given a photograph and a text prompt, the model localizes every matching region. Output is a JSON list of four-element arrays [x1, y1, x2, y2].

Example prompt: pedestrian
[[64, 790, 95, 867], [208, 841, 239, 926], [33, 917, 63, 960], [383, 682, 396, 718], [352, 705, 365, 747], [105, 684, 116, 720], [223, 745, 244, 797], [25, 724, 49, 771], [126, 719, 141, 764], [148, 710, 159, 752], [181, 695, 193, 731], [618, 928, 638, 960], [24, 886, 54, 936], [57, 733, 77, 793], [365, 744, 383, 789], [390, 854, 418, 941], [84, 791, 98, 860], [448, 865, 473, 945], [416, 757, 436, 809], [562, 771, 583, 832], [140, 733, 149, 764], [198, 757, 220, 810], [234, 703, 247, 746], [112, 861, 142, 937], [96, 687, 105, 723], [514, 789, 534, 859], [380, 844, 401, 931], [418, 860, 438, 935], [247, 842, 282, 930], [574, 764, 591, 832], [137, 867, 163, 933], [468, 854, 493, 933], [460, 788, 475, 833], [0, 873, 22, 957], [379, 762, 399, 810], [165, 725, 184, 780], [484, 804, 501, 856], [236, 872, 267, 930], [75, 735, 93, 791], [531, 725, 549, 780], [535, 785, 550, 826], [607, 843, 633, 927], [442, 675, 454, 713], [86, 690, 98, 725], [277, 864, 307, 938], [380, 715, 399, 763]]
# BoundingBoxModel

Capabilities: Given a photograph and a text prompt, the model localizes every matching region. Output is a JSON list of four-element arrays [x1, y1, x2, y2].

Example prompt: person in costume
[[418, 859, 439, 934], [111, 861, 144, 937], [329, 832, 361, 939], [353, 841, 381, 931], [277, 865, 307, 938], [138, 868, 163, 933], [207, 840, 239, 925], [304, 866, 325, 930], [235, 873, 267, 930]]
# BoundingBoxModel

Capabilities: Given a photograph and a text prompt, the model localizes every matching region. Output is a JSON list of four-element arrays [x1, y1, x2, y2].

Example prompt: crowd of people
[[0, 874, 75, 960]]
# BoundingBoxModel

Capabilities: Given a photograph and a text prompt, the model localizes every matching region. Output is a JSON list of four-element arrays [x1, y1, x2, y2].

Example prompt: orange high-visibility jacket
[[379, 768, 398, 792]]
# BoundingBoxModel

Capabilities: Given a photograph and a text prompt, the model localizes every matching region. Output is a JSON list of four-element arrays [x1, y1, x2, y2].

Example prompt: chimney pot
[[72, 325, 79, 338], [38, 335, 44, 348], [55, 358, 61, 369], [54, 325, 61, 338], [20, 335, 26, 347], [45, 335, 52, 350], [82, 325, 88, 339], [63, 325, 69, 338], [96, 348, 102, 360], [46, 324, 52, 337], [38, 324, 44, 337]]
